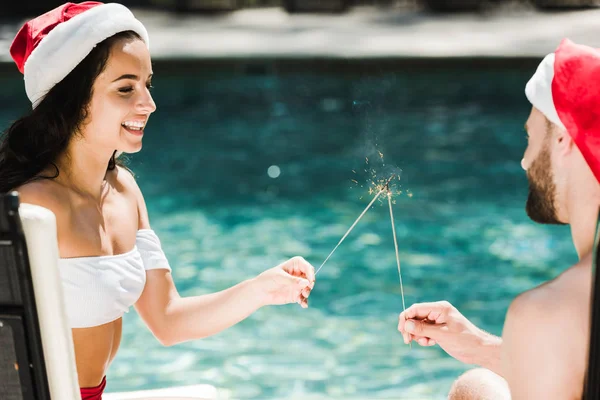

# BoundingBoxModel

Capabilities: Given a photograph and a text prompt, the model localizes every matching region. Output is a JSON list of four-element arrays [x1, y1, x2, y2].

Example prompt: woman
[[2, 2, 316, 398]]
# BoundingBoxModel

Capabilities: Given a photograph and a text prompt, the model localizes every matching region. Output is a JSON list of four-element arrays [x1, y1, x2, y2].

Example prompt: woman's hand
[[253, 256, 316, 308]]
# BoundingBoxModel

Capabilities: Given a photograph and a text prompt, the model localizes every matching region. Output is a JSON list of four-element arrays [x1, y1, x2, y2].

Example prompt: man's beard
[[525, 146, 565, 225]]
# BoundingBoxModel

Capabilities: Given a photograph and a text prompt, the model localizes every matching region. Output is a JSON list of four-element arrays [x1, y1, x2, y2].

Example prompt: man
[[398, 38, 600, 400]]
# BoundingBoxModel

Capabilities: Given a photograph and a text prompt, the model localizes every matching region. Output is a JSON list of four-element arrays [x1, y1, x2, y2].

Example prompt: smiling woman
[[0, 2, 316, 399]]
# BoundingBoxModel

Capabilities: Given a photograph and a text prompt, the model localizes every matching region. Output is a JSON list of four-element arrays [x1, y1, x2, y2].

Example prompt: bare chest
[[58, 190, 138, 258]]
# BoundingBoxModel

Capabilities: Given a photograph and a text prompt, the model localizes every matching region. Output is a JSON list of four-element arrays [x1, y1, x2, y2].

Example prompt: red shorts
[[80, 376, 106, 400]]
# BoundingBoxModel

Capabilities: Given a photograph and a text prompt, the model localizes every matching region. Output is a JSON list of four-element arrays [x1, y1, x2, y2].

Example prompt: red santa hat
[[9, 1, 149, 108], [525, 38, 600, 183]]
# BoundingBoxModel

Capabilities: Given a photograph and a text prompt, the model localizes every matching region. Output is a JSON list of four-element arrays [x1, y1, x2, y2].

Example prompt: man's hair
[[0, 31, 140, 193]]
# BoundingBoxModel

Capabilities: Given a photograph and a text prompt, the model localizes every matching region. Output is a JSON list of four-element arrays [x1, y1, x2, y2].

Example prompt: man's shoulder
[[510, 256, 591, 319], [501, 256, 592, 398], [503, 256, 592, 362]]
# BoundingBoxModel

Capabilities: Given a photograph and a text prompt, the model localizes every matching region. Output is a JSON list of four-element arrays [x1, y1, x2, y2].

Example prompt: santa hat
[[9, 1, 149, 108], [525, 38, 600, 183]]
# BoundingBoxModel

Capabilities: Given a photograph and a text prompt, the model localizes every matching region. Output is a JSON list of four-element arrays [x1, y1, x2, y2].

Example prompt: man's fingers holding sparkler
[[398, 317, 444, 345], [397, 301, 489, 366], [398, 301, 450, 344]]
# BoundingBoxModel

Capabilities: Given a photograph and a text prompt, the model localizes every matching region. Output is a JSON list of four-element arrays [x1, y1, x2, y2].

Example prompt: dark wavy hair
[[0, 31, 141, 193]]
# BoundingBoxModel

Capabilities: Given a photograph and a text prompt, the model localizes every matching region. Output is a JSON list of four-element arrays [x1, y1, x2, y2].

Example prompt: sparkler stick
[[315, 175, 396, 276], [383, 178, 410, 347], [385, 182, 406, 315], [387, 189, 410, 348]]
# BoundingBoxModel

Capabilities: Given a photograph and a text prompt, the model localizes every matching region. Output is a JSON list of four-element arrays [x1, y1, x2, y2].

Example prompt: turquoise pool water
[[0, 64, 576, 399]]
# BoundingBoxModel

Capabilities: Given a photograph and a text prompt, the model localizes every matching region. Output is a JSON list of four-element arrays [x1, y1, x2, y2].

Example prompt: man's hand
[[398, 301, 503, 375]]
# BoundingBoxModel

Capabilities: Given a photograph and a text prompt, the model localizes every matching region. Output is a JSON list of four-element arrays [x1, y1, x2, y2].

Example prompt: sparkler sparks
[[368, 174, 402, 202], [354, 152, 404, 203]]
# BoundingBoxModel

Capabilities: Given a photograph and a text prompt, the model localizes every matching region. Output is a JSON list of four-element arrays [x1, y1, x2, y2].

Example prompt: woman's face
[[83, 37, 156, 155]]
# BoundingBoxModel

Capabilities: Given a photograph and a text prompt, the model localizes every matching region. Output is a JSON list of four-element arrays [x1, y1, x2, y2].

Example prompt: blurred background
[[2, 0, 600, 15], [1, 0, 598, 399]]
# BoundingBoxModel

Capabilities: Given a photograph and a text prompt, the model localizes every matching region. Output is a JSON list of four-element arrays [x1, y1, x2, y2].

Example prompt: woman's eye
[[119, 87, 134, 93], [146, 83, 154, 91]]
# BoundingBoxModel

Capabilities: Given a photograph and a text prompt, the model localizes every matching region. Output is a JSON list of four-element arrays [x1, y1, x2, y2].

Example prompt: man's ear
[[555, 127, 574, 156]]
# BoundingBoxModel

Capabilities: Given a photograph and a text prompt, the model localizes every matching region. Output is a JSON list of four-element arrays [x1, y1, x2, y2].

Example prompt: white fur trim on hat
[[24, 3, 149, 108], [524, 53, 565, 130]]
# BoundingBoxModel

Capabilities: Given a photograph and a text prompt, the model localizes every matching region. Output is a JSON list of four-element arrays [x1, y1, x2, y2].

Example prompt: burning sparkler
[[316, 157, 410, 346], [314, 174, 395, 276]]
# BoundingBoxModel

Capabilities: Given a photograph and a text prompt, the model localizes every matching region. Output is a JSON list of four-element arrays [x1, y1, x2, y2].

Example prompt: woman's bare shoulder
[[109, 165, 150, 229], [108, 165, 143, 195], [14, 179, 71, 219], [107, 165, 150, 230]]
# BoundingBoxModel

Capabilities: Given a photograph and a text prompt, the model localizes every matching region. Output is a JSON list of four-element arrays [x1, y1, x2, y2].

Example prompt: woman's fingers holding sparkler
[[254, 256, 316, 309], [415, 337, 436, 346], [285, 256, 315, 308], [286, 256, 316, 285]]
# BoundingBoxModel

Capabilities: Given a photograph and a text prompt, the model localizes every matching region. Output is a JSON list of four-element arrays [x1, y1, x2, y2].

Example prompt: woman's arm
[[127, 170, 314, 346], [136, 261, 311, 346]]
